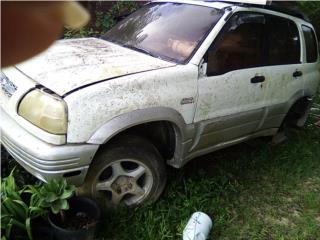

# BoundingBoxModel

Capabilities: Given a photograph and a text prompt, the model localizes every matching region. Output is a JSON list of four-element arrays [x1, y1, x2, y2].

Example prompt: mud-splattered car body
[[1, 1, 319, 205]]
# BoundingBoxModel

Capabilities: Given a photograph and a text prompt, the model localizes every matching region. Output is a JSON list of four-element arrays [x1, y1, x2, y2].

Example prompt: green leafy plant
[[95, 1, 139, 34], [64, 27, 100, 39], [64, 1, 139, 38], [33, 178, 76, 222], [1, 170, 46, 240], [297, 1, 320, 36]]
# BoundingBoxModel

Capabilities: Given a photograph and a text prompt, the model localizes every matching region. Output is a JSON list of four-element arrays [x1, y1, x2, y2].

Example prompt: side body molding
[[87, 107, 188, 145]]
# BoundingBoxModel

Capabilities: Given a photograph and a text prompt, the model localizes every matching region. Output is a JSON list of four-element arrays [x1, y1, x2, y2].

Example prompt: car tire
[[284, 99, 311, 129], [271, 102, 310, 145], [79, 135, 167, 208]]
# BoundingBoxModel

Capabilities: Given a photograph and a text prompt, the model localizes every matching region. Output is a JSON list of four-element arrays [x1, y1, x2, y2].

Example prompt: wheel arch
[[282, 89, 313, 127], [87, 107, 187, 160]]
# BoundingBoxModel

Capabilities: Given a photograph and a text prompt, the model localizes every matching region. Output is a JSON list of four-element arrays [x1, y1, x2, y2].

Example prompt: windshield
[[102, 2, 223, 63]]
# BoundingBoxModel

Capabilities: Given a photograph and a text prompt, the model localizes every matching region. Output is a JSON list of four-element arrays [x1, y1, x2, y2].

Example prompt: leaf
[[60, 199, 69, 211], [1, 203, 9, 215], [29, 207, 47, 219], [1, 214, 12, 227], [51, 200, 61, 214], [25, 185, 43, 207], [5, 222, 12, 239], [58, 179, 67, 195], [12, 200, 28, 219], [26, 218, 33, 240], [60, 189, 74, 199], [46, 179, 55, 193], [1, 170, 22, 201], [58, 184, 64, 196], [25, 185, 40, 195], [3, 198, 26, 221], [10, 218, 26, 230], [13, 199, 28, 211], [6, 171, 17, 194], [45, 192, 59, 203], [1, 212, 12, 221], [29, 193, 42, 208]]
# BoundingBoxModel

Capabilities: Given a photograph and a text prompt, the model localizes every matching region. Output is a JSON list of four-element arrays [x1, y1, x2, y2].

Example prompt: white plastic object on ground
[[183, 212, 213, 240]]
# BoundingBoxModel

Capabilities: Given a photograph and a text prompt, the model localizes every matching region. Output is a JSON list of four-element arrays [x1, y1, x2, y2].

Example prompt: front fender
[[87, 107, 187, 145]]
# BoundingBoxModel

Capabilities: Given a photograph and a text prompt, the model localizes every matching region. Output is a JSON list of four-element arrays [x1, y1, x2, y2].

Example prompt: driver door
[[193, 13, 268, 151]]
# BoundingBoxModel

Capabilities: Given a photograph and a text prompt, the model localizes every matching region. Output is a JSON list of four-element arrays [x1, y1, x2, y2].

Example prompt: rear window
[[302, 25, 318, 63]]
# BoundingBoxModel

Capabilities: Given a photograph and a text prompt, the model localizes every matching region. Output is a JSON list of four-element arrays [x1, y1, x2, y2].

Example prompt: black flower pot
[[48, 197, 100, 240]]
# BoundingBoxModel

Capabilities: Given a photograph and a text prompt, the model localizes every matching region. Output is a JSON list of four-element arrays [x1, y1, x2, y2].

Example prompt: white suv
[[1, 0, 319, 207]]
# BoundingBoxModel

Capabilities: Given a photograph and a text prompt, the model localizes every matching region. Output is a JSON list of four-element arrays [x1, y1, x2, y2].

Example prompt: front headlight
[[18, 88, 67, 134]]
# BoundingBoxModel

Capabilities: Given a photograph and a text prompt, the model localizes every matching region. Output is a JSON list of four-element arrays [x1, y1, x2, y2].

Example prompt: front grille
[[0, 72, 17, 98]]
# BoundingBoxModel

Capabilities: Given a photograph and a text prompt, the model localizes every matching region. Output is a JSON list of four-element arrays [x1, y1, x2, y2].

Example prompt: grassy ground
[[98, 93, 320, 240]]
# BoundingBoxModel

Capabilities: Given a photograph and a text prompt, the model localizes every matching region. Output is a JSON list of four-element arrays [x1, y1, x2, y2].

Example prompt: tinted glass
[[102, 3, 223, 63], [302, 26, 318, 63], [207, 13, 264, 75], [267, 16, 300, 65]]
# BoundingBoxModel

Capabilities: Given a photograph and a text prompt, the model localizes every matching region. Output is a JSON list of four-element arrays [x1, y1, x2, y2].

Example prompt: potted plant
[[1, 170, 47, 240], [33, 178, 100, 240]]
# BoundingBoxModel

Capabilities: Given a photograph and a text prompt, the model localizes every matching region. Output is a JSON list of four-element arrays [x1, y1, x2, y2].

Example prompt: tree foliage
[[64, 1, 140, 38], [65, 1, 320, 39], [297, 1, 320, 37]]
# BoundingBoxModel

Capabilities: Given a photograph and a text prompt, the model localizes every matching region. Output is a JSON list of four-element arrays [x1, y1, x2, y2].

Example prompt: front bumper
[[1, 109, 99, 186]]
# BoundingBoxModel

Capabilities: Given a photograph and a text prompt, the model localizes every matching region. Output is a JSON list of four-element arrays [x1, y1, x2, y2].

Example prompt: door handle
[[251, 76, 265, 83], [293, 70, 303, 78]]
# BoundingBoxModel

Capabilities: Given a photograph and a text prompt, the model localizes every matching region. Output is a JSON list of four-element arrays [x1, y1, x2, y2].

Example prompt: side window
[[206, 13, 265, 76], [302, 26, 318, 63], [266, 16, 300, 65]]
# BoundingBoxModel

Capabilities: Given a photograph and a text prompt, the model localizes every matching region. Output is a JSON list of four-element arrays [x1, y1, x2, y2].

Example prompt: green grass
[[98, 94, 320, 240]]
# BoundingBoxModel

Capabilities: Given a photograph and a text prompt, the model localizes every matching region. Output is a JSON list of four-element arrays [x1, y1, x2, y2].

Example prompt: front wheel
[[79, 135, 167, 207]]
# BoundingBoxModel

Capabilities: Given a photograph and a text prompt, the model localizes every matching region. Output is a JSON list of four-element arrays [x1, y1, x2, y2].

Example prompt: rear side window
[[206, 13, 265, 75], [266, 16, 300, 65], [302, 26, 318, 63]]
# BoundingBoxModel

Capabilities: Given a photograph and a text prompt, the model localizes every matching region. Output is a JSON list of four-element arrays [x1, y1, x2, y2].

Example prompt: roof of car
[[153, 0, 309, 22]]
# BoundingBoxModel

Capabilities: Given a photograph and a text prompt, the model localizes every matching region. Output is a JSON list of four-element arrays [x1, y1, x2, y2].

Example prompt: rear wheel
[[284, 98, 312, 128], [272, 99, 311, 145], [79, 135, 167, 207]]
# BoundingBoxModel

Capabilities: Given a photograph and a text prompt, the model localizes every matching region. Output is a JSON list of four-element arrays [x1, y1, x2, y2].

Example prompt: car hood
[[16, 38, 175, 96]]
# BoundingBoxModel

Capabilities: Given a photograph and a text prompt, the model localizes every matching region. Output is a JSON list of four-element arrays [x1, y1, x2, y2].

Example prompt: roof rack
[[206, 1, 310, 22], [261, 4, 309, 22]]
